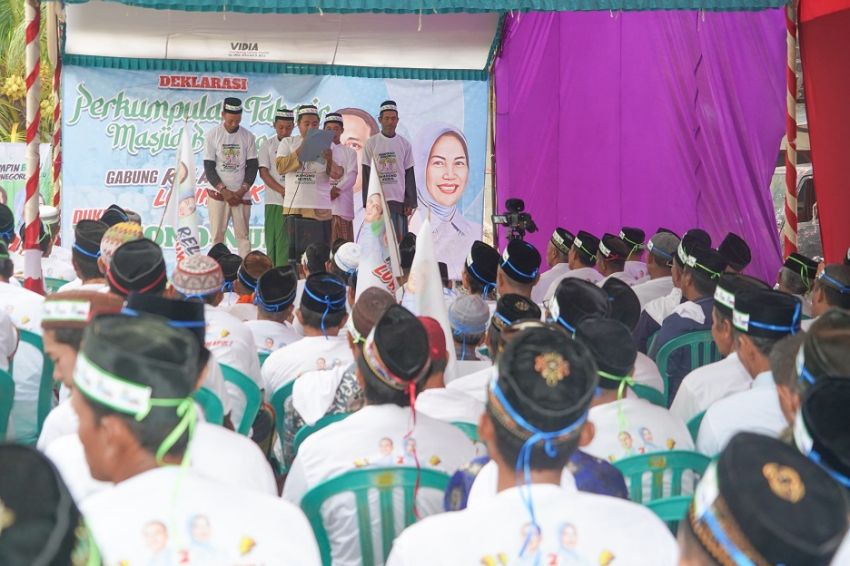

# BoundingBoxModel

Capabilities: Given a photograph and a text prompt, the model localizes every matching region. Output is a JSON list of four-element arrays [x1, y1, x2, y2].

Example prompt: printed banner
[[0, 143, 55, 233], [62, 67, 488, 274]]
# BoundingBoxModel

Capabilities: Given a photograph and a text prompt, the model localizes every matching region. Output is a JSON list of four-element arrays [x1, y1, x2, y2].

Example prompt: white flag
[[164, 125, 201, 263], [355, 159, 401, 298], [411, 215, 457, 381]]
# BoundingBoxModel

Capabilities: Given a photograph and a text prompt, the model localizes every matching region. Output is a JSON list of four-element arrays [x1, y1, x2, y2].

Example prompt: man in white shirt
[[620, 226, 649, 283], [284, 305, 475, 565], [70, 315, 318, 564], [631, 230, 679, 308], [531, 228, 573, 303], [258, 107, 294, 266], [388, 325, 677, 566], [0, 241, 45, 443], [244, 266, 299, 354], [543, 230, 602, 301], [202, 97, 258, 257], [275, 104, 341, 250], [263, 273, 351, 399], [170, 254, 261, 426], [37, 291, 125, 451], [496, 239, 541, 301], [671, 273, 769, 423], [361, 100, 416, 239], [324, 111, 359, 243], [57, 220, 109, 293], [697, 289, 801, 456], [678, 432, 847, 566], [576, 318, 693, 466], [596, 233, 637, 286]]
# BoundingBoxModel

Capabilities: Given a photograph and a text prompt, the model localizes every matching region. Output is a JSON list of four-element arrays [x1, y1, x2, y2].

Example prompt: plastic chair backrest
[[270, 380, 296, 468], [301, 467, 451, 566], [258, 352, 270, 367], [632, 384, 667, 407], [645, 494, 693, 533], [451, 421, 479, 442], [219, 364, 261, 435], [613, 450, 710, 504], [0, 368, 14, 439], [14, 330, 55, 439], [654, 331, 720, 398], [687, 411, 706, 443], [44, 278, 70, 294], [193, 387, 224, 426], [292, 412, 350, 456]]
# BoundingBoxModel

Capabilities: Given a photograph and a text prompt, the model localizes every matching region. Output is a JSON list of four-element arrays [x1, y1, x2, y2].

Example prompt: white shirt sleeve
[[281, 455, 309, 504], [337, 147, 358, 192], [258, 140, 271, 170], [245, 131, 258, 161], [696, 409, 720, 457], [203, 128, 217, 161], [669, 382, 697, 423], [402, 137, 414, 170]]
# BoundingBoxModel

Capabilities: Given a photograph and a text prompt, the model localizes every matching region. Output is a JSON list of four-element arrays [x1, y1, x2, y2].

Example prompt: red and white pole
[[52, 57, 62, 209], [24, 0, 44, 294], [782, 2, 798, 258]]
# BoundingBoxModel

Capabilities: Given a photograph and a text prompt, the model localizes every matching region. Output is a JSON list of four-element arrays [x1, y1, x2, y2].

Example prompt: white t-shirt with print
[[258, 135, 286, 206], [283, 403, 476, 566], [203, 124, 258, 191], [82, 466, 318, 566], [330, 142, 359, 221], [275, 135, 332, 210], [262, 334, 352, 398], [362, 132, 414, 204], [387, 483, 677, 566], [244, 319, 300, 354]]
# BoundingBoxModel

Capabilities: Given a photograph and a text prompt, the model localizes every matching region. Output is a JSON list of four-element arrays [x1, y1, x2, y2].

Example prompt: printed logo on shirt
[[376, 152, 399, 185], [130, 515, 262, 564], [480, 521, 606, 566], [221, 144, 242, 172], [608, 426, 676, 463], [352, 436, 442, 470]]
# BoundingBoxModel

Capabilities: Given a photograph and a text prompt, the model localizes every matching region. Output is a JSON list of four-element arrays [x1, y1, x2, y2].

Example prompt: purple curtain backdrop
[[493, 9, 786, 283]]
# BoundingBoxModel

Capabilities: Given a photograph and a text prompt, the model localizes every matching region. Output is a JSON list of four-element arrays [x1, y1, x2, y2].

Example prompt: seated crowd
[[2, 203, 850, 566]]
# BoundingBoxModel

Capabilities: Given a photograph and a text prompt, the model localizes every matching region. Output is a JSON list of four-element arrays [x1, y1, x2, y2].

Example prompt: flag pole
[[24, 0, 43, 294]]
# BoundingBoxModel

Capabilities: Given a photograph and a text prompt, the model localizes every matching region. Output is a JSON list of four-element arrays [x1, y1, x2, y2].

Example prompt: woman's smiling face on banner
[[426, 132, 469, 208]]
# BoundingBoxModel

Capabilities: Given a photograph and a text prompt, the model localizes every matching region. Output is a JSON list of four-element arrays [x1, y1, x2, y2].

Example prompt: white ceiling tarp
[[64, 0, 500, 70]]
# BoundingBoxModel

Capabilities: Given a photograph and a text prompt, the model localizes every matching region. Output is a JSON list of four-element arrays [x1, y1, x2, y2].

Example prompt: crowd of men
[[1, 184, 850, 566]]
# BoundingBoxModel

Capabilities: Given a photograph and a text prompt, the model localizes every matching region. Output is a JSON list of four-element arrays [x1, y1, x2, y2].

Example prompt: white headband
[[43, 300, 92, 323], [224, 103, 242, 112], [74, 352, 153, 419]]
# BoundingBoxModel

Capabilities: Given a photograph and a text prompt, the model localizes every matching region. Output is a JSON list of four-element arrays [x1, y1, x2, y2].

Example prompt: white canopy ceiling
[[64, 0, 501, 71]]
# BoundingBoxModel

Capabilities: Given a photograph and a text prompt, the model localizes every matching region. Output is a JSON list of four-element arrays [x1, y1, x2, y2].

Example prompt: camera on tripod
[[492, 198, 538, 240]]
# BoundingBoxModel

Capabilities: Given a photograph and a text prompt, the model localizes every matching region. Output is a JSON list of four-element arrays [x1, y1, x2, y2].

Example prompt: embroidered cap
[[107, 239, 167, 298], [718, 232, 752, 272], [42, 291, 124, 331], [551, 228, 575, 255], [324, 112, 343, 125], [732, 289, 801, 338], [379, 100, 399, 115], [491, 294, 541, 333], [275, 108, 294, 121], [99, 221, 144, 267], [296, 104, 319, 118], [223, 97, 243, 114], [333, 242, 360, 275], [449, 294, 490, 338], [688, 432, 847, 566], [172, 254, 224, 299], [500, 239, 541, 284]]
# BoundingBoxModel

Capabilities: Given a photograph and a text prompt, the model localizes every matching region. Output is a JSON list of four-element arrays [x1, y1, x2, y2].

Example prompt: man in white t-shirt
[[284, 305, 475, 566], [263, 272, 352, 399], [388, 325, 677, 566], [361, 100, 416, 239], [496, 239, 541, 301], [0, 241, 45, 443], [70, 315, 318, 564], [170, 255, 261, 427], [596, 233, 637, 286], [244, 266, 299, 354], [543, 230, 603, 302], [671, 273, 769, 424], [202, 97, 258, 257], [324, 111, 359, 243], [620, 226, 649, 284], [531, 228, 573, 304], [697, 289, 801, 456], [57, 220, 110, 293], [631, 230, 679, 308], [275, 104, 341, 251], [257, 107, 294, 266]]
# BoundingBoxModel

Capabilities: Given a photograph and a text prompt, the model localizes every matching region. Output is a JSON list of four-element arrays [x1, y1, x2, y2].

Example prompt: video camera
[[492, 198, 538, 241]]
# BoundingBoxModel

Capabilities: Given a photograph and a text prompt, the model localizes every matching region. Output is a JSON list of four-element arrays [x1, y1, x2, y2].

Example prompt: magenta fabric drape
[[493, 9, 786, 283]]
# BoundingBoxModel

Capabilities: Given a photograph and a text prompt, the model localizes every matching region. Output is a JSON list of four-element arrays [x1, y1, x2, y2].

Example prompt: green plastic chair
[[613, 450, 711, 504], [0, 368, 14, 439], [44, 277, 70, 294], [654, 331, 720, 400], [193, 387, 224, 426], [645, 494, 693, 533], [301, 467, 451, 566], [646, 330, 659, 355], [11, 330, 56, 442], [219, 364, 261, 436], [270, 381, 296, 468], [258, 352, 270, 367], [687, 411, 706, 443], [632, 383, 667, 407], [451, 421, 480, 442], [292, 413, 350, 456]]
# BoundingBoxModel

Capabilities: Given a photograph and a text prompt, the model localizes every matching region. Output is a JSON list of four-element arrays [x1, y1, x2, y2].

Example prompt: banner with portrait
[[0, 143, 54, 234], [61, 66, 487, 275]]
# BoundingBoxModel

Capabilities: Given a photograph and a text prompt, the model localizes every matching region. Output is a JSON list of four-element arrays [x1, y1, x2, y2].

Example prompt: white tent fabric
[[64, 0, 500, 71]]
